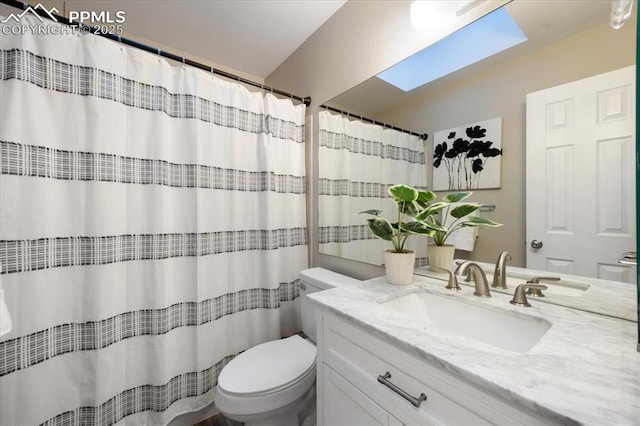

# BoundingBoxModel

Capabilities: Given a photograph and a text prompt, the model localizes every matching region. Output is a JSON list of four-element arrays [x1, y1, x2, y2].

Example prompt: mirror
[[317, 1, 637, 320], [317, 108, 429, 266]]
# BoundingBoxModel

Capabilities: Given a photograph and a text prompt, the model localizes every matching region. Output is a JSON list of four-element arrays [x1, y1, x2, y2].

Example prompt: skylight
[[377, 7, 528, 92]]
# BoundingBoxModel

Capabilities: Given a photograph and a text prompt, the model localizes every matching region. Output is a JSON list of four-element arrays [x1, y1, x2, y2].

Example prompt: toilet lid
[[218, 335, 316, 395]]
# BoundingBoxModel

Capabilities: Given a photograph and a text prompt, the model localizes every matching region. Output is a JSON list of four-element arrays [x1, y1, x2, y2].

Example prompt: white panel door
[[526, 66, 636, 284]]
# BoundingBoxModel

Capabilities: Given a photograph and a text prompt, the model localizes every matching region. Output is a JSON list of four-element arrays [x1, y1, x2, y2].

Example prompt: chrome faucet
[[455, 261, 491, 298], [492, 251, 511, 289]]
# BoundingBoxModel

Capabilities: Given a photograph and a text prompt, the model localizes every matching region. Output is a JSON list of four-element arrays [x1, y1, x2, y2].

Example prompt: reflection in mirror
[[317, 108, 428, 266], [316, 1, 637, 319]]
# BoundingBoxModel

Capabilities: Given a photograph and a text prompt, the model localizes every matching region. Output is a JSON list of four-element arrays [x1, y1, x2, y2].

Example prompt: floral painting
[[432, 117, 503, 190]]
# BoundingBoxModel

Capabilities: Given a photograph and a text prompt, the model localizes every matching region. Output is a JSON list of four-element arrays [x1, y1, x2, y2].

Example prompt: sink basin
[[378, 291, 551, 353]]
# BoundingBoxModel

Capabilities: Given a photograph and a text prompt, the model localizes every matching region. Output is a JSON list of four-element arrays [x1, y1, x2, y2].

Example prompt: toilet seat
[[216, 335, 317, 417], [218, 335, 316, 395]]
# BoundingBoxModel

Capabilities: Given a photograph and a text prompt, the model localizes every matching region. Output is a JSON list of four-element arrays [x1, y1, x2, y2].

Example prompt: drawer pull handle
[[377, 372, 427, 408]]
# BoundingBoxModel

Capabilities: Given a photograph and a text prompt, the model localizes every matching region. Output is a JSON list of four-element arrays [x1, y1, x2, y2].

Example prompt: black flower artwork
[[433, 124, 502, 190]]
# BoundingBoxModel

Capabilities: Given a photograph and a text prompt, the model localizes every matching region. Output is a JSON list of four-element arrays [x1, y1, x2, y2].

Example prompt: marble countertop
[[308, 273, 640, 425]]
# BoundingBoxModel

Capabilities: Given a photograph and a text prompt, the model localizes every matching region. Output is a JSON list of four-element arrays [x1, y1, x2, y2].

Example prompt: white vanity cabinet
[[316, 310, 553, 426]]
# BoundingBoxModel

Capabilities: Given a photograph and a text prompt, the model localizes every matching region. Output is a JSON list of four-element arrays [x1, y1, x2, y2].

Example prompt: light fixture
[[610, 0, 634, 29], [410, 1, 465, 31]]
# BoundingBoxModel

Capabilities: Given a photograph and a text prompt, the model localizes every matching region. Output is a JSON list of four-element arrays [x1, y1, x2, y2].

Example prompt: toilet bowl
[[216, 335, 316, 426], [215, 268, 360, 426]]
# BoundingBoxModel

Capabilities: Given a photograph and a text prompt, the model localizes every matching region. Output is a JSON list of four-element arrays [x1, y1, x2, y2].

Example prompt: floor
[[194, 413, 242, 426]]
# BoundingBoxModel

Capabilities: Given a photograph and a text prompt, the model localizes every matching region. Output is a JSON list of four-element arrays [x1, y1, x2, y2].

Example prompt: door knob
[[530, 240, 543, 249], [618, 251, 637, 265]]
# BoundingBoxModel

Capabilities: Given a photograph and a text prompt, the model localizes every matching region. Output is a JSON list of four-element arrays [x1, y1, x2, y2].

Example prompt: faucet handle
[[525, 286, 546, 297], [510, 283, 548, 307], [521, 277, 557, 298], [528, 276, 560, 284], [436, 267, 461, 291]]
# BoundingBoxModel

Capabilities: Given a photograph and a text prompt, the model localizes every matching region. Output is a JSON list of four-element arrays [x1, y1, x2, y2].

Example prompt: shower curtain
[[318, 110, 427, 266], [0, 17, 307, 426]]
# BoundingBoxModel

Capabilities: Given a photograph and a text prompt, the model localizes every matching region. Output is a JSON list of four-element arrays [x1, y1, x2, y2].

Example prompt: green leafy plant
[[359, 184, 435, 253], [413, 191, 502, 246]]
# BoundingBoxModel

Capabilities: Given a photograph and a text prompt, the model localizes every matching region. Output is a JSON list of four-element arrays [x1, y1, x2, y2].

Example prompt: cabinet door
[[322, 364, 402, 426]]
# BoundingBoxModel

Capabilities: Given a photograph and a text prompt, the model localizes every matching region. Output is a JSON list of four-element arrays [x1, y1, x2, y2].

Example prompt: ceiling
[[331, 0, 620, 117], [2, 0, 624, 99], [5, 0, 347, 80]]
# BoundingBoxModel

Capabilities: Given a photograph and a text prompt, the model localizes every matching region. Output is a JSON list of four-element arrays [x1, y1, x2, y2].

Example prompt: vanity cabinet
[[316, 311, 553, 426]]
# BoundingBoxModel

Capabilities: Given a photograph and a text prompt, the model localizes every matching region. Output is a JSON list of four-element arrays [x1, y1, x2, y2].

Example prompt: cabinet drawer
[[321, 312, 550, 426], [322, 364, 402, 426]]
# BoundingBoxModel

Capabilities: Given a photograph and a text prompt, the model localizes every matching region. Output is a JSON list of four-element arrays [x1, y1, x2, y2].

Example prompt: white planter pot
[[384, 250, 416, 285], [427, 244, 455, 272]]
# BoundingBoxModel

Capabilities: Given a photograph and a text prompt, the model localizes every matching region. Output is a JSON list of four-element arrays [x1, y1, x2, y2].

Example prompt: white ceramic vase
[[427, 244, 455, 272], [384, 250, 416, 285]]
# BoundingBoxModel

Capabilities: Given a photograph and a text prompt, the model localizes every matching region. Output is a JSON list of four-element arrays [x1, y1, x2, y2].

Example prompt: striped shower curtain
[[318, 110, 427, 266], [0, 16, 307, 426]]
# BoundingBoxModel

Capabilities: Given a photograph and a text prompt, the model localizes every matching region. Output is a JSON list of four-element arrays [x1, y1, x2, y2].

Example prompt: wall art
[[433, 117, 502, 190]]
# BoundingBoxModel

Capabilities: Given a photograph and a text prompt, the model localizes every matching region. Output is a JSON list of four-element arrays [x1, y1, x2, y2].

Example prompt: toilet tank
[[299, 268, 361, 343]]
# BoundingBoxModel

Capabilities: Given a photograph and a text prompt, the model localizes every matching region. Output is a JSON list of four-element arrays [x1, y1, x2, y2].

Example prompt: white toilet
[[215, 268, 360, 426]]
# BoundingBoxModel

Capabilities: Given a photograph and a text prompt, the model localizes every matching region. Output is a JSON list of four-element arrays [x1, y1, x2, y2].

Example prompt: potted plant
[[359, 184, 433, 285], [413, 191, 502, 271]]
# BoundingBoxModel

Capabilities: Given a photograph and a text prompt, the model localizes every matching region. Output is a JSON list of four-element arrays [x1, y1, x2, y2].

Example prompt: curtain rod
[[320, 104, 428, 140], [0, 0, 312, 107]]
